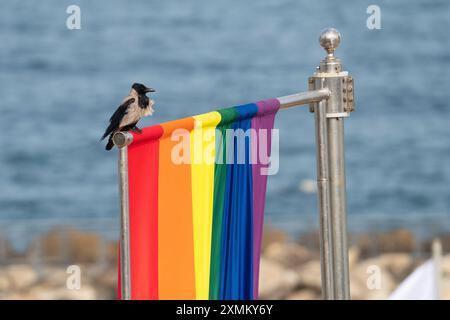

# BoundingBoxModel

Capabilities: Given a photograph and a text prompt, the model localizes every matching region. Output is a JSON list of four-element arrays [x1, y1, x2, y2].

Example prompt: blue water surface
[[0, 0, 449, 238]]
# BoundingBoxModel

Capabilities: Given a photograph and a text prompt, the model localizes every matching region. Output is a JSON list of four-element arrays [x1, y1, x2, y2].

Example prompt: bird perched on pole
[[101, 83, 155, 150]]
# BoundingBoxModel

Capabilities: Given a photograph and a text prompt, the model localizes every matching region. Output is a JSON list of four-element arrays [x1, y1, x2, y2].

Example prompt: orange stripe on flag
[[158, 117, 196, 299]]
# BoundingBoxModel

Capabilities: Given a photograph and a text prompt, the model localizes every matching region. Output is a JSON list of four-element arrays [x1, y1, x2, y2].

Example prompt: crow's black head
[[132, 83, 155, 95]]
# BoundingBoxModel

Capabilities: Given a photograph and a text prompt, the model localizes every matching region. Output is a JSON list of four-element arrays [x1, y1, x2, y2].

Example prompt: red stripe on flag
[[127, 125, 163, 299]]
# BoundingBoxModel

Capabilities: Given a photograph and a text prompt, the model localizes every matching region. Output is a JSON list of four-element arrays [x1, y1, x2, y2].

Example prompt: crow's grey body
[[101, 83, 155, 150]]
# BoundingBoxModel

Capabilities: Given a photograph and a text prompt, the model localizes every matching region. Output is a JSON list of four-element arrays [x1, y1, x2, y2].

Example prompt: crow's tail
[[101, 125, 113, 141], [105, 134, 115, 151]]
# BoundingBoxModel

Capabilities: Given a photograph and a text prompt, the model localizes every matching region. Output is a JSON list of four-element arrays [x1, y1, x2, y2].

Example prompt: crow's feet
[[132, 126, 143, 134]]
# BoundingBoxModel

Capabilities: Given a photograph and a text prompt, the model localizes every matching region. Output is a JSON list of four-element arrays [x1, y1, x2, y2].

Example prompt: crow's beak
[[145, 87, 155, 93]]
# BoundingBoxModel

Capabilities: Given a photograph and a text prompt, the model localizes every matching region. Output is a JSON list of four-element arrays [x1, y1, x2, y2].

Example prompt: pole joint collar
[[326, 112, 349, 119], [113, 132, 134, 148]]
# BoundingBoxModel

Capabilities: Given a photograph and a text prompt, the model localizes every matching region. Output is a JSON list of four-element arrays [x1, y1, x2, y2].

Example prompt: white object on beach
[[388, 259, 437, 300]]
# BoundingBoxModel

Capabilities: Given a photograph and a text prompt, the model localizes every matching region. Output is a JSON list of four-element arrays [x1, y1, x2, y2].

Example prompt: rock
[[441, 255, 450, 277], [350, 261, 397, 300], [29, 229, 64, 261], [106, 241, 118, 264], [297, 231, 320, 253], [5, 264, 38, 290], [350, 253, 415, 299], [378, 230, 416, 253], [39, 266, 70, 287], [348, 246, 360, 269], [57, 285, 97, 300], [2, 292, 39, 300], [66, 230, 102, 263], [0, 236, 17, 260], [349, 275, 368, 300], [354, 234, 376, 259], [441, 277, 450, 300], [287, 289, 319, 300], [258, 258, 299, 299], [28, 283, 97, 300], [0, 274, 11, 291], [264, 242, 312, 268], [296, 260, 322, 291], [3, 264, 99, 300], [377, 253, 415, 281], [94, 267, 117, 291], [261, 227, 288, 252], [350, 265, 395, 299], [356, 229, 416, 258], [28, 228, 102, 264]]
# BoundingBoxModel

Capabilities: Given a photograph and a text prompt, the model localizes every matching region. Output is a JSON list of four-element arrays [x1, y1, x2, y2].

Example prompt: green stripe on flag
[[209, 107, 238, 299]]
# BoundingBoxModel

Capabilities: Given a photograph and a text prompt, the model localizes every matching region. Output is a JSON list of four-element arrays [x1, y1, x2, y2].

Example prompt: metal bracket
[[343, 76, 354, 112], [326, 112, 349, 118]]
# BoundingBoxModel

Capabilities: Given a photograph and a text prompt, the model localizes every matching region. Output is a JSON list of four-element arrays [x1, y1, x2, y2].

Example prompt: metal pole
[[313, 83, 334, 299], [432, 238, 443, 300], [114, 132, 134, 300], [310, 28, 354, 300], [278, 89, 330, 109]]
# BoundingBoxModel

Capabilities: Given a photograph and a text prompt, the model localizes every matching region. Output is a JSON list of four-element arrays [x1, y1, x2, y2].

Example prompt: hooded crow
[[101, 83, 155, 150]]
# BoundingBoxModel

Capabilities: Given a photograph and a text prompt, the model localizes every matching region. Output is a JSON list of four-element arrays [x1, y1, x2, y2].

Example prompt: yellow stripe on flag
[[190, 111, 221, 299]]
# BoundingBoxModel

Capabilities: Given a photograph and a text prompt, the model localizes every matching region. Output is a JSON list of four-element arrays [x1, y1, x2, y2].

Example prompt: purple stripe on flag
[[251, 98, 280, 299]]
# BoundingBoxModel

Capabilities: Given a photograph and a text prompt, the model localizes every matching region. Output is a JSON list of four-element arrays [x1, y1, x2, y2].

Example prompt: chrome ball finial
[[319, 28, 341, 56]]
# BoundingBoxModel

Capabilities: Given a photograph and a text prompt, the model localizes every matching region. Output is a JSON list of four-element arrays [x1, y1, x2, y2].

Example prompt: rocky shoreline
[[0, 227, 449, 299]]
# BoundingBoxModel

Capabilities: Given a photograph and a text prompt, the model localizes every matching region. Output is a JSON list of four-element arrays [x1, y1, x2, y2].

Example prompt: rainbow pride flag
[[118, 99, 279, 300]]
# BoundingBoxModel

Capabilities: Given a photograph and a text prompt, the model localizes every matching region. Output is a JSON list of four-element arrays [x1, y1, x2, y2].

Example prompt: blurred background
[[0, 0, 449, 299]]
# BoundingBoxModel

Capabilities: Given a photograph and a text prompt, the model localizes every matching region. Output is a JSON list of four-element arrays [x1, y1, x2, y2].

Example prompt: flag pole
[[309, 28, 353, 299], [278, 89, 330, 109], [113, 132, 134, 300], [312, 80, 335, 299]]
